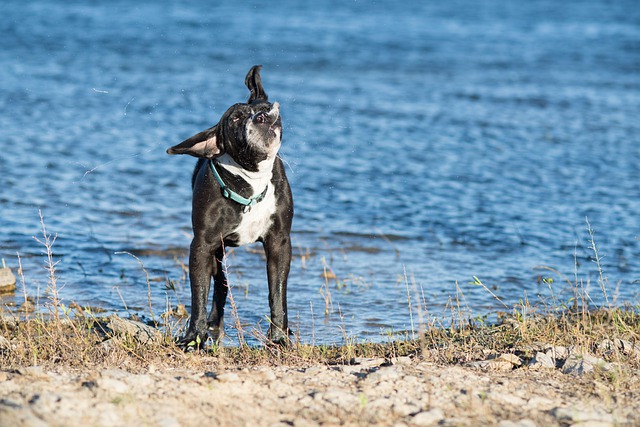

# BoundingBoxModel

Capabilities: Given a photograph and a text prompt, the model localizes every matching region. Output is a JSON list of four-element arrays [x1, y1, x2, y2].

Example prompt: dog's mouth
[[245, 102, 282, 153], [251, 102, 281, 135]]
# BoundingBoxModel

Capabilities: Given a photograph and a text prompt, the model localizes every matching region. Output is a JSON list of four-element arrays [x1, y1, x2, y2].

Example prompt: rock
[[498, 420, 537, 427], [350, 357, 386, 368], [412, 408, 445, 426], [599, 339, 640, 357], [313, 389, 361, 410], [391, 402, 420, 417], [18, 366, 47, 379], [0, 266, 17, 293], [104, 316, 162, 345], [492, 392, 526, 407], [17, 300, 35, 313], [367, 366, 402, 381], [99, 377, 129, 394], [546, 345, 569, 361], [0, 404, 50, 427], [528, 352, 556, 370], [468, 354, 522, 371], [0, 335, 11, 351], [216, 372, 241, 383], [552, 406, 616, 425], [561, 353, 611, 376]]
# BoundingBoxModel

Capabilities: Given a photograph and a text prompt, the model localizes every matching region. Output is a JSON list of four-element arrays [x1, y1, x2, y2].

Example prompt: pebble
[[367, 366, 402, 381], [498, 420, 537, 427], [105, 316, 162, 345], [216, 372, 241, 383], [599, 339, 640, 357], [18, 366, 46, 379], [561, 353, 611, 376], [351, 357, 386, 368], [468, 354, 522, 371], [552, 407, 616, 425], [98, 377, 129, 394], [412, 408, 445, 426], [528, 352, 556, 370], [0, 335, 10, 351], [0, 267, 17, 292], [546, 345, 569, 360]]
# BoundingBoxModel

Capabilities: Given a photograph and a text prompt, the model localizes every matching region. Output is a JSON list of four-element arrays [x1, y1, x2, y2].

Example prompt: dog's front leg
[[263, 233, 292, 344], [207, 247, 227, 342], [178, 237, 216, 348]]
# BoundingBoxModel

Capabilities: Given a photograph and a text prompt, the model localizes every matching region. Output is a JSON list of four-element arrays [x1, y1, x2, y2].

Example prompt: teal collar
[[209, 160, 268, 207]]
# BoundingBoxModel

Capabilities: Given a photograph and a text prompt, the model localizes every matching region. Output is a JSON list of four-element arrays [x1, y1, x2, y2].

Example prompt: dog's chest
[[231, 186, 277, 246]]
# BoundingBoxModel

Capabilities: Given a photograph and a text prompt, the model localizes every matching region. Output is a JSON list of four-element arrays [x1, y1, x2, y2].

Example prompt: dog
[[167, 65, 293, 347]]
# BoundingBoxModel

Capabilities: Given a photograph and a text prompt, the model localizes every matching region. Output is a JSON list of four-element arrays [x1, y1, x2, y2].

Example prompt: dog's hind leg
[[207, 246, 227, 342]]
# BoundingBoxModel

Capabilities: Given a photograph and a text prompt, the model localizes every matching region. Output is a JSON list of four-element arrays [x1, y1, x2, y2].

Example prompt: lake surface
[[1, 0, 639, 344]]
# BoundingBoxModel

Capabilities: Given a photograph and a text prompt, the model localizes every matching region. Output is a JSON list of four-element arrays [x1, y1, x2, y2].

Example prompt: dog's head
[[167, 65, 282, 171]]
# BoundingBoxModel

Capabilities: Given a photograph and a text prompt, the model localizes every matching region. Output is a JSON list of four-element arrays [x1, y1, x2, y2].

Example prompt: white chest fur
[[215, 154, 278, 246], [232, 184, 277, 245]]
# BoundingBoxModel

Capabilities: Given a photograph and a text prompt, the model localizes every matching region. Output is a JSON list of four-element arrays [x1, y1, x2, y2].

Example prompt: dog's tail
[[192, 159, 207, 189]]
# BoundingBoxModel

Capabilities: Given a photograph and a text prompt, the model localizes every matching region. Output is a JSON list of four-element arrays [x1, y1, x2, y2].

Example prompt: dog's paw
[[176, 332, 206, 352], [207, 322, 224, 344]]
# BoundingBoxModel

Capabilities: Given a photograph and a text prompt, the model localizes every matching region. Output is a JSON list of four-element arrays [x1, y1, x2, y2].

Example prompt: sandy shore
[[1, 355, 637, 427]]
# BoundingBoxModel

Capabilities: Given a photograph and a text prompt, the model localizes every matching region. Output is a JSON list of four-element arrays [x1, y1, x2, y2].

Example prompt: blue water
[[1, 0, 639, 344]]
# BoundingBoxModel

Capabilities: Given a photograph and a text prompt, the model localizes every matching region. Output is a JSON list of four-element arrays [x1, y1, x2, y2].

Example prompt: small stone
[[18, 366, 46, 378], [99, 377, 129, 394], [351, 357, 386, 368], [552, 407, 615, 425], [412, 408, 445, 426], [546, 345, 570, 360], [392, 356, 413, 365], [498, 420, 537, 427], [0, 267, 17, 293], [561, 353, 611, 376], [391, 402, 420, 417], [492, 392, 526, 407], [216, 372, 241, 383], [599, 339, 640, 357], [105, 316, 162, 345], [468, 354, 522, 371], [528, 352, 556, 370], [17, 300, 35, 313], [367, 366, 401, 381], [0, 335, 11, 351]]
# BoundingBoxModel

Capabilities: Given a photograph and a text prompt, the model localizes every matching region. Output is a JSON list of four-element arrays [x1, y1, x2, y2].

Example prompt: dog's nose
[[254, 112, 269, 123]]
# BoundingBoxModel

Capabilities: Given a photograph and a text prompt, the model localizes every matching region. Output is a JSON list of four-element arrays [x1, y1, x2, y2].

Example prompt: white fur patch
[[215, 154, 277, 246], [232, 184, 277, 246]]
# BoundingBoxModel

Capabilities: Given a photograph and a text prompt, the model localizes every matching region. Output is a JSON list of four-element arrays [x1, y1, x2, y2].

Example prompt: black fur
[[167, 66, 293, 348]]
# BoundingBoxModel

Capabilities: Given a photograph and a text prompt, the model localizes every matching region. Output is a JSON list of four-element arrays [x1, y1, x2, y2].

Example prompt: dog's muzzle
[[252, 102, 280, 126]]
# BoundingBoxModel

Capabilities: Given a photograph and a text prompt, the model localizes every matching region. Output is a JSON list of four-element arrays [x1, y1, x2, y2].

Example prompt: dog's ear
[[166, 125, 223, 158], [245, 65, 268, 103]]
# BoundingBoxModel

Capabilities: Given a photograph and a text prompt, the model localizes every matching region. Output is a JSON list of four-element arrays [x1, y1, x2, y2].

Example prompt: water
[[1, 0, 639, 344]]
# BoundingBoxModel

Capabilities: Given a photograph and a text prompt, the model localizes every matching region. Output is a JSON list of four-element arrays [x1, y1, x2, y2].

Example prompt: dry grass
[[0, 215, 638, 390]]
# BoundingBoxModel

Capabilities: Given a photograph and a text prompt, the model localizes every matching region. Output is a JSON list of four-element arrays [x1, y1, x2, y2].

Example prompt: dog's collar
[[209, 160, 268, 208]]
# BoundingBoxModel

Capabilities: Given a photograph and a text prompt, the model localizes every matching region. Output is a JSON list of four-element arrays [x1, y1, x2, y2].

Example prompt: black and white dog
[[167, 65, 293, 347]]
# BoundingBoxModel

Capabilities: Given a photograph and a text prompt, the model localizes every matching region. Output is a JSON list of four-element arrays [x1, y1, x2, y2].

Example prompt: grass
[[0, 214, 639, 383]]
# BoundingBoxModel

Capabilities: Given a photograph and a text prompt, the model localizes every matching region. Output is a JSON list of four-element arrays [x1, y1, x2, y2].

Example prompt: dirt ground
[[1, 355, 637, 427]]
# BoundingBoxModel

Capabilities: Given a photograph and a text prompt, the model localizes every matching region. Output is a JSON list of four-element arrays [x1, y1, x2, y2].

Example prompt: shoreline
[[1, 311, 640, 426]]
